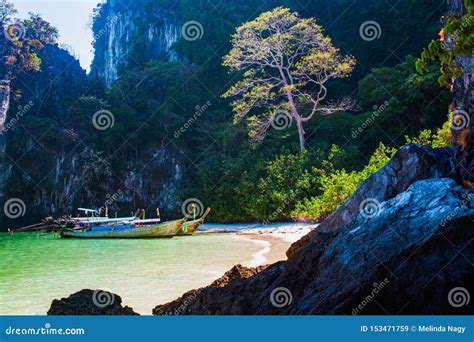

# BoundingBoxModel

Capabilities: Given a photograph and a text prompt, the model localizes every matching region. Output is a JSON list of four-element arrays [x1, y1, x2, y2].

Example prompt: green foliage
[[405, 115, 452, 148], [291, 143, 396, 222], [357, 56, 450, 141], [3, 0, 453, 224], [0, 1, 58, 80], [417, 0, 474, 85], [244, 150, 321, 221]]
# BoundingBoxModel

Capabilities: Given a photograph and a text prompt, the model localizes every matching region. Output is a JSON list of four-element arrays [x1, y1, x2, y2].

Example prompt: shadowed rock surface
[[153, 264, 268, 315], [48, 289, 139, 315], [152, 145, 473, 315]]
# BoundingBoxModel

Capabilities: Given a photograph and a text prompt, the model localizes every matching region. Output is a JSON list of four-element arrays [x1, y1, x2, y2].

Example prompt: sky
[[14, 0, 102, 72]]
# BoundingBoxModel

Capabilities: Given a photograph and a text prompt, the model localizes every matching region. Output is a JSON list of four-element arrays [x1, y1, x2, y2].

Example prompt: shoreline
[[240, 233, 292, 266], [199, 222, 316, 268], [234, 225, 315, 266]]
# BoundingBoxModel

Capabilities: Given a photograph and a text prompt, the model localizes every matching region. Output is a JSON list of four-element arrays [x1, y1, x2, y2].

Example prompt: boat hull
[[177, 220, 202, 236], [60, 219, 184, 239], [176, 208, 211, 236]]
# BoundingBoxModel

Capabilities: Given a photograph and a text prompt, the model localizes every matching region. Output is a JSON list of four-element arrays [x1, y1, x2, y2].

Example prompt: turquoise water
[[0, 232, 263, 315]]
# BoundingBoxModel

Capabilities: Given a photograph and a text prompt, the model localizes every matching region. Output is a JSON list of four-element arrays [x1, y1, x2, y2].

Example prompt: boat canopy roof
[[77, 208, 99, 214], [81, 216, 137, 224]]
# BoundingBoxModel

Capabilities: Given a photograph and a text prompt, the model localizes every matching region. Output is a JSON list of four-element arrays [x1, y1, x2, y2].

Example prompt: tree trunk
[[447, 0, 474, 186], [285, 89, 306, 151], [296, 119, 305, 151]]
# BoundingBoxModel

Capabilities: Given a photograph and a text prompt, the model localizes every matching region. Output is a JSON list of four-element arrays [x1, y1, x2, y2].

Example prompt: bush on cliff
[[291, 118, 451, 222]]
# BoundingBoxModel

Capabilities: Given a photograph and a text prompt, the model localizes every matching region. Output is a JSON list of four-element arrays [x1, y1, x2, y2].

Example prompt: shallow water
[[0, 231, 263, 315]]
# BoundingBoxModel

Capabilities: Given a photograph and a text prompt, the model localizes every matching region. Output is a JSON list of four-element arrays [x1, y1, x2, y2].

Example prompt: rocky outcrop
[[153, 264, 269, 315], [0, 45, 88, 228], [48, 289, 139, 315], [0, 79, 11, 200], [152, 145, 473, 315], [445, 0, 474, 184], [0, 79, 10, 130]]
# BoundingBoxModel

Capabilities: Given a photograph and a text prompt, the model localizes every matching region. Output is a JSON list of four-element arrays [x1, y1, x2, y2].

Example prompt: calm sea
[[0, 231, 263, 315]]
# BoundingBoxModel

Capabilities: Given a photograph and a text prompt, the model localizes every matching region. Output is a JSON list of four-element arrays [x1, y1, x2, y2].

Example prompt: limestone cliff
[[90, 0, 180, 86]]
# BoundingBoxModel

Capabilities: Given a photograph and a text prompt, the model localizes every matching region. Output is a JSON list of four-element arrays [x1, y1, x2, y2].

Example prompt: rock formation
[[446, 0, 474, 185], [48, 289, 139, 315], [0, 79, 11, 200], [90, 0, 180, 86]]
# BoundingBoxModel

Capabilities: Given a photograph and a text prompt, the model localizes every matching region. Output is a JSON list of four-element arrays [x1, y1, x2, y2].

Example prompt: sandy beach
[[241, 234, 293, 265], [230, 223, 316, 266]]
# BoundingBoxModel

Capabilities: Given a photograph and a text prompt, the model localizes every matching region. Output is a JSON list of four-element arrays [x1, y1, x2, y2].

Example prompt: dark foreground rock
[[153, 264, 268, 315], [153, 145, 473, 315], [48, 289, 139, 315]]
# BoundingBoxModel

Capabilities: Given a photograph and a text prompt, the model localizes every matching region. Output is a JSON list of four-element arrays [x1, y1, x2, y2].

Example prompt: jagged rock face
[[122, 147, 183, 212], [0, 80, 11, 200], [0, 45, 88, 227], [0, 41, 185, 228], [285, 178, 473, 314], [151, 145, 473, 315], [446, 0, 474, 184], [90, 0, 180, 86], [18, 145, 183, 223], [0, 80, 10, 130], [48, 289, 139, 315]]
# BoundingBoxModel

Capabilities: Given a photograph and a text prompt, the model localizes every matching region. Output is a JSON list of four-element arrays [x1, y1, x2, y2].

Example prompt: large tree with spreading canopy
[[223, 7, 355, 151]]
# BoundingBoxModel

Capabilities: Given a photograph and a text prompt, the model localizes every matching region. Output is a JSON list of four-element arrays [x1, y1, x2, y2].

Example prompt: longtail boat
[[59, 218, 184, 239], [13, 205, 211, 239], [178, 207, 211, 236]]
